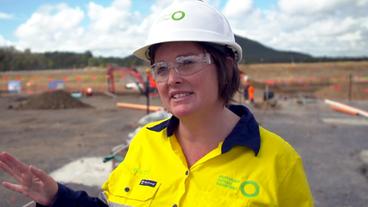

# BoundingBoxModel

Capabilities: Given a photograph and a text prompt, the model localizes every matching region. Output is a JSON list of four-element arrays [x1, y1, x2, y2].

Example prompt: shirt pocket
[[107, 174, 161, 207]]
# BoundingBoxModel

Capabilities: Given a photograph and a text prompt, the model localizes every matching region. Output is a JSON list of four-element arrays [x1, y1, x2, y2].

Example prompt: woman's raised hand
[[0, 152, 58, 206]]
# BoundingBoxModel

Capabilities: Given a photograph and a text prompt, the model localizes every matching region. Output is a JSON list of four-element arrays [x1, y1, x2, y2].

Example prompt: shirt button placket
[[175, 169, 188, 207]]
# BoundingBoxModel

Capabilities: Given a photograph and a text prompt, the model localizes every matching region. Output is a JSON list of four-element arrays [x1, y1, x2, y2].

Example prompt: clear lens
[[151, 53, 212, 82]]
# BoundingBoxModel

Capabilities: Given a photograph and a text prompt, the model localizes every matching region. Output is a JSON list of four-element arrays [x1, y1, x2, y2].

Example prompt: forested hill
[[1, 35, 367, 71], [235, 35, 313, 63]]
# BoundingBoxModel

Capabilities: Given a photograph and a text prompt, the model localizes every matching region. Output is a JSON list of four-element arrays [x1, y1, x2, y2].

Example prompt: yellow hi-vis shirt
[[102, 105, 314, 207]]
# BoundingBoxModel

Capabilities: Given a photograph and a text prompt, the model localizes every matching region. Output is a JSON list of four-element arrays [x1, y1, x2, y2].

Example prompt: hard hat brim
[[133, 40, 242, 63]]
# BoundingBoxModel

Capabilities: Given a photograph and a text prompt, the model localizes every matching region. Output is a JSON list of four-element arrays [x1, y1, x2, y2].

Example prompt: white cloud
[[223, 0, 252, 18], [82, 0, 175, 57], [10, 0, 368, 57], [10, 0, 217, 57], [84, 0, 154, 56], [88, 0, 132, 33], [0, 35, 13, 46], [0, 12, 13, 20], [261, 16, 368, 57], [15, 3, 85, 52], [278, 0, 351, 14], [222, 0, 368, 57], [13, 0, 159, 57]]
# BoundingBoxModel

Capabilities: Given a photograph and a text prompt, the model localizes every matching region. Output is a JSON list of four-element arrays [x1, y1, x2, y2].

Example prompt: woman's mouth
[[171, 92, 194, 100]]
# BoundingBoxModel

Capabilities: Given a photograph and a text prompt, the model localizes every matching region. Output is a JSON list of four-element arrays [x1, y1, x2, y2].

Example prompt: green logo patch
[[240, 180, 260, 198], [216, 175, 260, 198], [171, 11, 185, 21]]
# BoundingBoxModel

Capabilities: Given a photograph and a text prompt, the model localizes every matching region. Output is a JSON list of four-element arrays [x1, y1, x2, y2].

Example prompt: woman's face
[[153, 42, 221, 118]]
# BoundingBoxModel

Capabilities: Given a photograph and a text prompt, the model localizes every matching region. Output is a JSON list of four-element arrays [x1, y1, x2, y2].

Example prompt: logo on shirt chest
[[216, 175, 260, 198]]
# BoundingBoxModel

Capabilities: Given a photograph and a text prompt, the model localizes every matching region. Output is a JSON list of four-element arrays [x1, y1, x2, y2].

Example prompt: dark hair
[[199, 42, 240, 105], [148, 42, 240, 105]]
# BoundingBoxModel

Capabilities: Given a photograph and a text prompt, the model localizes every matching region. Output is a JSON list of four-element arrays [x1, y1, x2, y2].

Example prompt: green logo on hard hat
[[240, 180, 260, 198], [171, 11, 185, 21]]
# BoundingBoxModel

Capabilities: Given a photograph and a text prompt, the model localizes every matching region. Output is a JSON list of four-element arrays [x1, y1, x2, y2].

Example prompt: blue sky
[[0, 0, 367, 57]]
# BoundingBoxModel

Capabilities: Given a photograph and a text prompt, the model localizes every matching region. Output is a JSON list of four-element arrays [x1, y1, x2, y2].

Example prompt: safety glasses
[[151, 53, 212, 83]]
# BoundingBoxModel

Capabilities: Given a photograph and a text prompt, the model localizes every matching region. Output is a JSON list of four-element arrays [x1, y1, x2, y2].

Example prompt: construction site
[[1, 61, 368, 207]]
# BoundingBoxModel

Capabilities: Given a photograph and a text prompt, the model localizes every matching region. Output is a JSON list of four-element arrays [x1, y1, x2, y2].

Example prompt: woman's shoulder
[[258, 126, 301, 160], [130, 118, 171, 143]]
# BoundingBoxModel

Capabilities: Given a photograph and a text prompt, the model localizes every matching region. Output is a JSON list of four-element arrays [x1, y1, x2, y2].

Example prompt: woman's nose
[[167, 67, 183, 85]]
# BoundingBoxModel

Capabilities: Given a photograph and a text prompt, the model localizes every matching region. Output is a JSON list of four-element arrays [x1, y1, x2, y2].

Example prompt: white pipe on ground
[[324, 99, 368, 118]]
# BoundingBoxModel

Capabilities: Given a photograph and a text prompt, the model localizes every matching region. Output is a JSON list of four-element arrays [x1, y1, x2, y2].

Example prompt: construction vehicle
[[106, 64, 156, 95]]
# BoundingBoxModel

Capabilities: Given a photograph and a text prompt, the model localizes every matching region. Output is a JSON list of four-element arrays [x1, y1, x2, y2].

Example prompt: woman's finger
[[0, 160, 24, 183], [30, 165, 58, 199], [0, 152, 28, 172], [0, 153, 23, 178], [21, 168, 34, 189], [29, 166, 49, 183], [2, 181, 26, 194]]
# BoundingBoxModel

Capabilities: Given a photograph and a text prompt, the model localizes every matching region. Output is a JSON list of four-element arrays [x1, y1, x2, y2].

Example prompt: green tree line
[[1, 46, 366, 72], [0, 47, 145, 71]]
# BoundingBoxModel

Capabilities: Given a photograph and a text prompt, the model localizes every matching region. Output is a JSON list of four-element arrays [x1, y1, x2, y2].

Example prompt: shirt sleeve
[[36, 183, 108, 207], [278, 157, 314, 207]]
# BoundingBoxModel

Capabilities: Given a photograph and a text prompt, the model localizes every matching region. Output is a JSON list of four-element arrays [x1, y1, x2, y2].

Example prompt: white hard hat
[[133, 0, 242, 63]]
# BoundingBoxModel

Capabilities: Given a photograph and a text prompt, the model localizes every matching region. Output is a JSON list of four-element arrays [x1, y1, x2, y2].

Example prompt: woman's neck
[[175, 105, 240, 167]]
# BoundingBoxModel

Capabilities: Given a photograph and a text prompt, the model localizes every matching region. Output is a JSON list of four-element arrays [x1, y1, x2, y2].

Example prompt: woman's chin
[[169, 105, 194, 118]]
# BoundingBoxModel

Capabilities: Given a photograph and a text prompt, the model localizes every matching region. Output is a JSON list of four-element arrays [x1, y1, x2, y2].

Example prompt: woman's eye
[[177, 56, 198, 66], [181, 57, 201, 65], [181, 59, 195, 65], [156, 66, 168, 75]]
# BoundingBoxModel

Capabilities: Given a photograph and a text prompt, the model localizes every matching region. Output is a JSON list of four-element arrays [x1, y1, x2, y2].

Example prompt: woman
[[0, 0, 313, 206]]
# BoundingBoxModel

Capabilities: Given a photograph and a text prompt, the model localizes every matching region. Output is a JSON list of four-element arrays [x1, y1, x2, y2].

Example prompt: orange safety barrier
[[116, 102, 162, 112]]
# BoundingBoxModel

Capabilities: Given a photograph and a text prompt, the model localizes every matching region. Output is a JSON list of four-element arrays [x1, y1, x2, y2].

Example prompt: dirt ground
[[0, 93, 156, 206], [1, 93, 368, 207]]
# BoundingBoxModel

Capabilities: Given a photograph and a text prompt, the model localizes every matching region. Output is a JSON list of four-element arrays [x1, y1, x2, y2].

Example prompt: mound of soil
[[16, 90, 92, 110]]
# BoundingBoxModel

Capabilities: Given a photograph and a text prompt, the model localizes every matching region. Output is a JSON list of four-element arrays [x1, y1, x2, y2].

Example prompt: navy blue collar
[[147, 104, 260, 156]]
